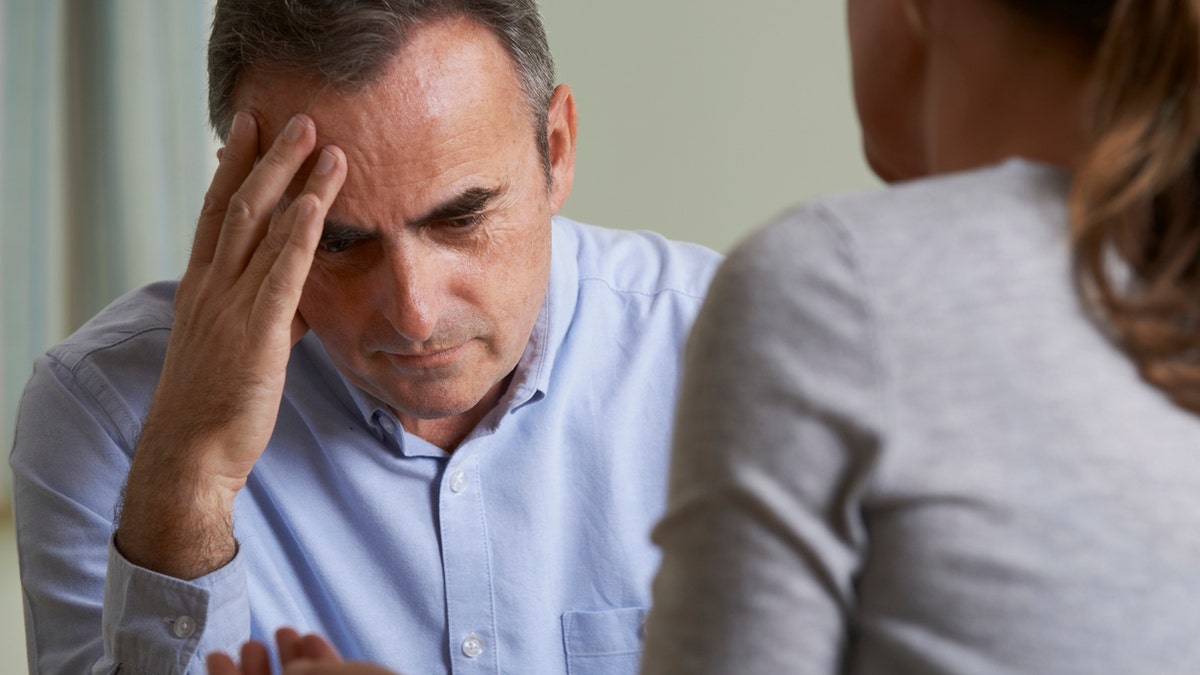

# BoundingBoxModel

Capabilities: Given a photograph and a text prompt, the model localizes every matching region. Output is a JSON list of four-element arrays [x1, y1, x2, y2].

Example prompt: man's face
[[233, 17, 575, 429]]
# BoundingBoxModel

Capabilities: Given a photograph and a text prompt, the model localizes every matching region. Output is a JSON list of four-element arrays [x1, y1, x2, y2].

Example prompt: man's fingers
[[210, 113, 318, 281], [240, 640, 272, 675], [275, 627, 344, 665], [298, 632, 343, 661], [277, 626, 304, 665], [247, 145, 346, 331], [291, 310, 311, 345], [191, 112, 259, 268], [205, 651, 240, 675], [251, 194, 325, 333], [284, 663, 401, 675]]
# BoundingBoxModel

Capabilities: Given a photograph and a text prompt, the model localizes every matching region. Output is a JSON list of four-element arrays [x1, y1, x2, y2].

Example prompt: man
[[10, 1, 720, 673]]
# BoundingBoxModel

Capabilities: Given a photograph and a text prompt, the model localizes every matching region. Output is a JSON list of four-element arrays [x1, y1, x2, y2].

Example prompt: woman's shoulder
[[820, 158, 1069, 240], [727, 158, 1070, 282]]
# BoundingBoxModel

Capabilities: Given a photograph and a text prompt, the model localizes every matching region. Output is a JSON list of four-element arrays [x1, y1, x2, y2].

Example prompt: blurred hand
[[207, 628, 401, 675]]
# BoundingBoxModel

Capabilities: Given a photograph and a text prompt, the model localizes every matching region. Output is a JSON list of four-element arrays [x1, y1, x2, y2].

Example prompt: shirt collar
[[498, 216, 579, 414]]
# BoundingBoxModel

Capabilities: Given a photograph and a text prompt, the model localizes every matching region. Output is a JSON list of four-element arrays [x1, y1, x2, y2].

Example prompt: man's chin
[[383, 382, 497, 422], [350, 360, 512, 427], [391, 400, 479, 422]]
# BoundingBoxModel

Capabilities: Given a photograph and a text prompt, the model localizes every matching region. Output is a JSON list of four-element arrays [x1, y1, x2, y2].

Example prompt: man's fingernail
[[314, 149, 336, 176], [284, 115, 306, 142], [230, 111, 250, 139]]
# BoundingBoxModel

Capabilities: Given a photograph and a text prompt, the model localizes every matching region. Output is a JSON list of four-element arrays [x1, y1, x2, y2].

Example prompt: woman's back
[[652, 157, 1200, 674]]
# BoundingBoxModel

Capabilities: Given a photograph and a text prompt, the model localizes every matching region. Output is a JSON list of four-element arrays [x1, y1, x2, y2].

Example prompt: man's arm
[[116, 111, 346, 580], [13, 112, 346, 674]]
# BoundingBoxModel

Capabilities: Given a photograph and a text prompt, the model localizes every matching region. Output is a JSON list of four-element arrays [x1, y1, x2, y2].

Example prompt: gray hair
[[208, 0, 556, 177]]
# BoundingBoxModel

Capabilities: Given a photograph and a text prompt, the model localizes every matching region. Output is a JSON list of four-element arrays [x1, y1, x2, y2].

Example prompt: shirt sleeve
[[641, 207, 887, 675], [11, 350, 250, 674], [104, 535, 249, 674]]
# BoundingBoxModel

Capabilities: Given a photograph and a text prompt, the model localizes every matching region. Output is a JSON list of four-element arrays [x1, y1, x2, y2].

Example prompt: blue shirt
[[10, 217, 721, 675]]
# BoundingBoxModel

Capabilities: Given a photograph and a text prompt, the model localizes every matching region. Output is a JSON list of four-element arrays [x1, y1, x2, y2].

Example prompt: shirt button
[[461, 634, 485, 658], [449, 470, 468, 493], [170, 615, 196, 639], [378, 416, 396, 434]]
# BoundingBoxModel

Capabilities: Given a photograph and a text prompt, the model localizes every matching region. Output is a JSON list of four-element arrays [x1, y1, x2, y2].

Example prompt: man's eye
[[443, 214, 484, 230], [318, 238, 358, 253]]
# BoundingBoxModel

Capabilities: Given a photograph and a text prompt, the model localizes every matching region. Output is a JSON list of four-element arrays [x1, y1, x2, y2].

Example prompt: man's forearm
[[115, 431, 240, 580], [113, 110, 346, 581]]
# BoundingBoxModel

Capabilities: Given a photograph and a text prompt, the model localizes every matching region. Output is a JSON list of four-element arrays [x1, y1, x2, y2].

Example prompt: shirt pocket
[[562, 606, 647, 675]]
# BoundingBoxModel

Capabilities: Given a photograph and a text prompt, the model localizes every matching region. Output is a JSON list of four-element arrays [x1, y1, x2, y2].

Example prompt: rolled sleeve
[[102, 536, 249, 674]]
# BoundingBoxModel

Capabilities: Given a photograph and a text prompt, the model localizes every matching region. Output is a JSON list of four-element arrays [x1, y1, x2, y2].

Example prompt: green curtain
[[2, 0, 216, 500]]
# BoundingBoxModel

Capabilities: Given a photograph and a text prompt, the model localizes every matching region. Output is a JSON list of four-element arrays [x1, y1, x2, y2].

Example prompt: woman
[[642, 0, 1200, 673]]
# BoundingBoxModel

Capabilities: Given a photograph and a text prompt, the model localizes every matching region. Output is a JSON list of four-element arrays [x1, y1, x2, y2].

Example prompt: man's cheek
[[296, 278, 336, 331]]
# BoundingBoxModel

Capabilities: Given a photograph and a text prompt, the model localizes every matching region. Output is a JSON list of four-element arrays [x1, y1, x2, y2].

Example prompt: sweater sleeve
[[641, 206, 887, 675], [10, 348, 250, 674]]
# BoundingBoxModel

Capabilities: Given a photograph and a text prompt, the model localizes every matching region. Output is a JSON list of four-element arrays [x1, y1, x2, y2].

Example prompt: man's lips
[[381, 342, 469, 369]]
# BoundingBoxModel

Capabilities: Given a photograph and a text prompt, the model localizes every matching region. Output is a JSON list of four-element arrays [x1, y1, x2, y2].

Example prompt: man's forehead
[[229, 17, 538, 228], [231, 16, 524, 142]]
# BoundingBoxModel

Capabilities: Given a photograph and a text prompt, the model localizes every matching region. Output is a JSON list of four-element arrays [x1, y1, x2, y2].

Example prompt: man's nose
[[379, 250, 440, 344]]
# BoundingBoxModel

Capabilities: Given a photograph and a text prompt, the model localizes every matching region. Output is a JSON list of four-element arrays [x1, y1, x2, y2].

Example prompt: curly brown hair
[[1067, 0, 1200, 411]]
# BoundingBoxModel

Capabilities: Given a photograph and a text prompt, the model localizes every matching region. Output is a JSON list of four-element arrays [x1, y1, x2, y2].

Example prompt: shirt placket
[[439, 455, 499, 674]]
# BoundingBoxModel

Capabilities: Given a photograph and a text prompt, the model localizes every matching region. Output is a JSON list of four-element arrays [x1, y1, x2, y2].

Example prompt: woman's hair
[[1047, 0, 1200, 411]]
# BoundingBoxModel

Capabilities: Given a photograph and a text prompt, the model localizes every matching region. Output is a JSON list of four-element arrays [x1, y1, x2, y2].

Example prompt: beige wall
[[540, 0, 878, 253]]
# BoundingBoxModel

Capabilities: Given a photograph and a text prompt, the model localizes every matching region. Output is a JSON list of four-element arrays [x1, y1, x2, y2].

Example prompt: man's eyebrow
[[410, 186, 502, 228], [318, 185, 503, 238], [320, 218, 371, 240]]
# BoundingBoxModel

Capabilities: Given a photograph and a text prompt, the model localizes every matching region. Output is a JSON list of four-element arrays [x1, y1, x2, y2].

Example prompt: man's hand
[[207, 628, 400, 675], [116, 111, 347, 579]]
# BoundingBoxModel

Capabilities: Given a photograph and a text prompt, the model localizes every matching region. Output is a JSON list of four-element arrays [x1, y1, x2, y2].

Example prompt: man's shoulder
[[553, 216, 723, 301], [46, 280, 177, 372]]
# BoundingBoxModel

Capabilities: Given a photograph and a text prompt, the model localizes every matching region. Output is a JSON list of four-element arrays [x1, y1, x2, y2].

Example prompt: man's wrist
[[116, 442, 241, 579], [115, 498, 238, 580]]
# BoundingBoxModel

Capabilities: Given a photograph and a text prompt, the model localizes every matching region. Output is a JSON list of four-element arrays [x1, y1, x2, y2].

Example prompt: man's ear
[[545, 84, 577, 215]]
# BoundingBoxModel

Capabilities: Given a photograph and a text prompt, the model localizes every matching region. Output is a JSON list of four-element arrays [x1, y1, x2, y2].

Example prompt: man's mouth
[[382, 342, 469, 370]]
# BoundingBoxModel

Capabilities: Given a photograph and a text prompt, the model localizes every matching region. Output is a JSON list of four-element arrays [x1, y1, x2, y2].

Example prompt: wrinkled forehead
[[231, 16, 531, 156], [231, 17, 543, 224]]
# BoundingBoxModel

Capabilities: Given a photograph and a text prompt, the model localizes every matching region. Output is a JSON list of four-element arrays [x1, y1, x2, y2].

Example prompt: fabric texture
[[11, 216, 721, 675], [642, 159, 1200, 675]]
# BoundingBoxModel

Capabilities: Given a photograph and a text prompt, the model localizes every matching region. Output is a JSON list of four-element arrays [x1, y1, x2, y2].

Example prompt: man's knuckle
[[226, 192, 256, 222], [263, 272, 294, 299], [200, 191, 224, 218], [260, 145, 296, 172]]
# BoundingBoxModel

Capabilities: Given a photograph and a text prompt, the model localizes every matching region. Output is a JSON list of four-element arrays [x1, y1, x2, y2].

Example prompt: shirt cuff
[[102, 535, 249, 674]]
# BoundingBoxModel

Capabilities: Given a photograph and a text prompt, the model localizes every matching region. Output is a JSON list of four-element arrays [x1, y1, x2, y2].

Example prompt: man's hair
[[208, 0, 556, 177]]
